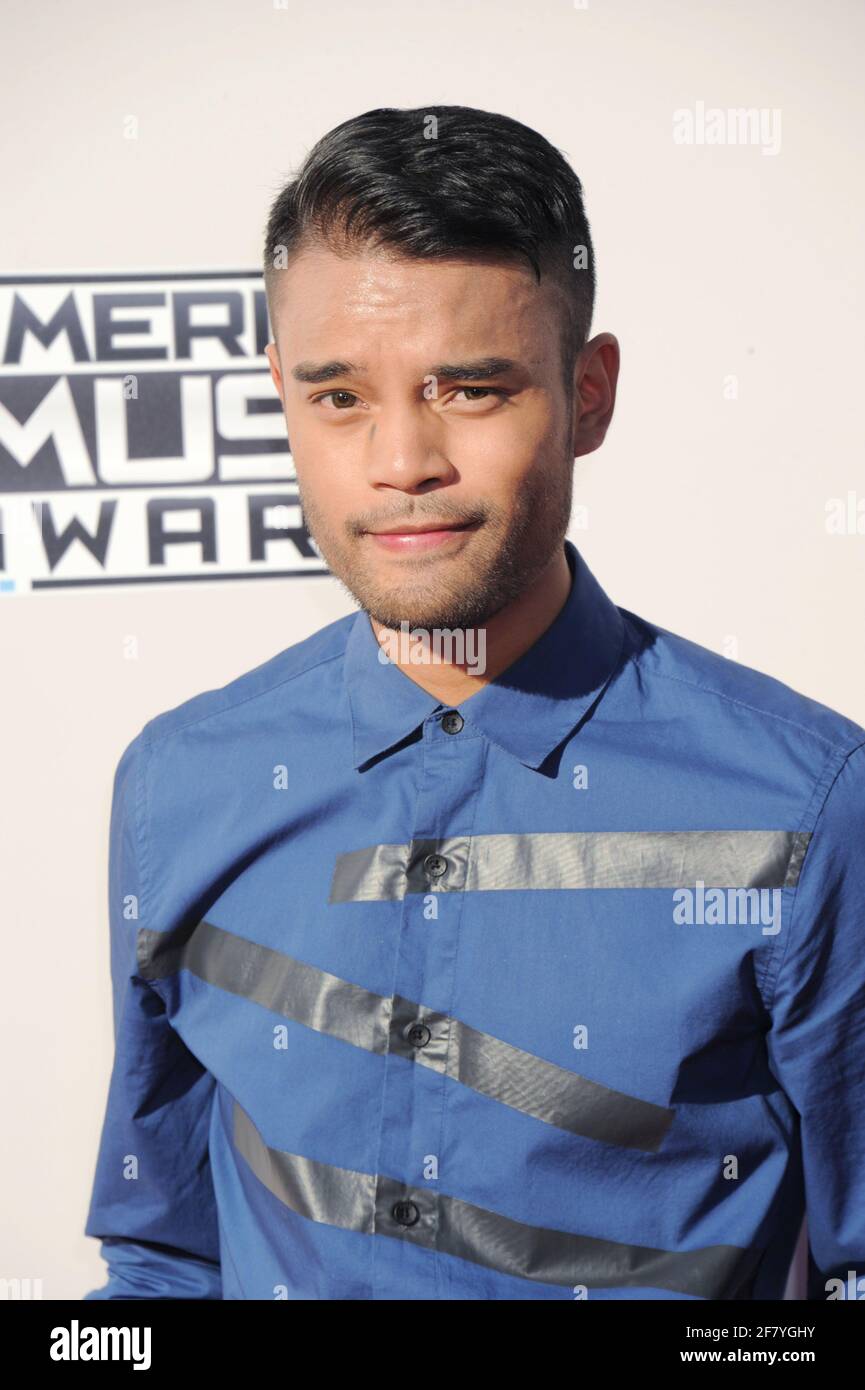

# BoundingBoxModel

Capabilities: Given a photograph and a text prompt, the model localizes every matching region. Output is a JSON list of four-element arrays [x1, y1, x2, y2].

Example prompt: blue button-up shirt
[[83, 538, 865, 1300]]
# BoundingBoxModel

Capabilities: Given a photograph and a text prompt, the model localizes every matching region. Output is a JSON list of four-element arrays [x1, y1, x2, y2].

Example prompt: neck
[[368, 542, 573, 706]]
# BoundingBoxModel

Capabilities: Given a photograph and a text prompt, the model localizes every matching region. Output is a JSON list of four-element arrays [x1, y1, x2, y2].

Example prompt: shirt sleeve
[[83, 729, 222, 1300], [765, 738, 865, 1301]]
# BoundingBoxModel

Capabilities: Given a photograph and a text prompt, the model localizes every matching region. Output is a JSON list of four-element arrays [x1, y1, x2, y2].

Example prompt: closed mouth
[[367, 521, 477, 536]]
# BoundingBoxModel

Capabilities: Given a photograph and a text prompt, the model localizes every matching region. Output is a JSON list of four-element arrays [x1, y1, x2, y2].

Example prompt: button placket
[[369, 718, 484, 1298]]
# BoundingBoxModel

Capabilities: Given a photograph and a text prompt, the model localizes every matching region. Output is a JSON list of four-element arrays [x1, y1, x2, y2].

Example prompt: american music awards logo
[[0, 270, 326, 592]]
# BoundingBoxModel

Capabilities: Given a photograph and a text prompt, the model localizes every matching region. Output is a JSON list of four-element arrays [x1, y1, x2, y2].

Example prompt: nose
[[364, 400, 455, 492]]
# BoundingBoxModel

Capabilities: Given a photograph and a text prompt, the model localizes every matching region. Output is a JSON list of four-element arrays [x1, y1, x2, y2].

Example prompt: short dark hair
[[263, 105, 595, 385]]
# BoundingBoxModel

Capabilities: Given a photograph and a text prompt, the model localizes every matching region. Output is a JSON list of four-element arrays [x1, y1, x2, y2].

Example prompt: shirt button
[[392, 1200, 420, 1227], [441, 710, 464, 734], [406, 1021, 431, 1048], [423, 853, 448, 879]]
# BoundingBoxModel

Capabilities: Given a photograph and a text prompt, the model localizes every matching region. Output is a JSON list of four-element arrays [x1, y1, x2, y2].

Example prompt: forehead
[[270, 243, 567, 364]]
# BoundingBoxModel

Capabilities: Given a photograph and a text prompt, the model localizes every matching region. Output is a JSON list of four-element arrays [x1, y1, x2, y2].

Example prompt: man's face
[[265, 242, 583, 631]]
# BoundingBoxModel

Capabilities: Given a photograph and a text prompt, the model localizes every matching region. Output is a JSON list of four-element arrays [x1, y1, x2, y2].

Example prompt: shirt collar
[[344, 537, 626, 771]]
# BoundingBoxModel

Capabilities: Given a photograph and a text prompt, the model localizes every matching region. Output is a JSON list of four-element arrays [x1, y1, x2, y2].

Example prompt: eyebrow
[[291, 360, 358, 383], [290, 356, 521, 384], [429, 357, 520, 380]]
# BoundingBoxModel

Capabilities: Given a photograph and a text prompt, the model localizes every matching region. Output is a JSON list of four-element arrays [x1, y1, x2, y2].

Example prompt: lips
[[365, 521, 479, 553], [367, 521, 474, 536]]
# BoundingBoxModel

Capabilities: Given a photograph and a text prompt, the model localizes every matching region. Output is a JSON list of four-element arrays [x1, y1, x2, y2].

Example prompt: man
[[84, 105, 865, 1301]]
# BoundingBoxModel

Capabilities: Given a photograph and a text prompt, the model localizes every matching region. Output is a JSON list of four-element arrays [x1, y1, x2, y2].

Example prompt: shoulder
[[137, 610, 356, 752], [143, 611, 354, 750], [619, 606, 865, 763]]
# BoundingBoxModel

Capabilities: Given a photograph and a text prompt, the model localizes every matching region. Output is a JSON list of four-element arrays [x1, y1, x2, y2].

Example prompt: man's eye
[[452, 387, 504, 403], [316, 390, 359, 409]]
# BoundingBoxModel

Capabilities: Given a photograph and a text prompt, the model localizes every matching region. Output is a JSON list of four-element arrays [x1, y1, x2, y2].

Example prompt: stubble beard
[[298, 453, 575, 634]]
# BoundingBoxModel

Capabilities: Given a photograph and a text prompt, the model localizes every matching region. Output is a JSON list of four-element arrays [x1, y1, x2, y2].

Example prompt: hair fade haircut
[[262, 105, 596, 386]]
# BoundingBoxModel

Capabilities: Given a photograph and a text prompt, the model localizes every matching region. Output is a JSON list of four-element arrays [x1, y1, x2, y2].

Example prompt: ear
[[571, 333, 620, 459], [265, 342, 285, 404]]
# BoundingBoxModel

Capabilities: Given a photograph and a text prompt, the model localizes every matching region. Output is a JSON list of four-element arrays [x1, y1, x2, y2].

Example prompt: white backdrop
[[1, 0, 862, 1299]]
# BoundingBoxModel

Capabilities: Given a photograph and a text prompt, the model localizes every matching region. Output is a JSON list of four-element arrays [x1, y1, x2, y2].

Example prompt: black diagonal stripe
[[138, 918, 673, 1151], [232, 1100, 759, 1298]]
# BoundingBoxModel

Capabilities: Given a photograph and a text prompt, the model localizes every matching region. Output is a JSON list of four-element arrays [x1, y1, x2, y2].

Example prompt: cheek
[[293, 448, 360, 530], [288, 412, 370, 475], [448, 408, 556, 481]]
